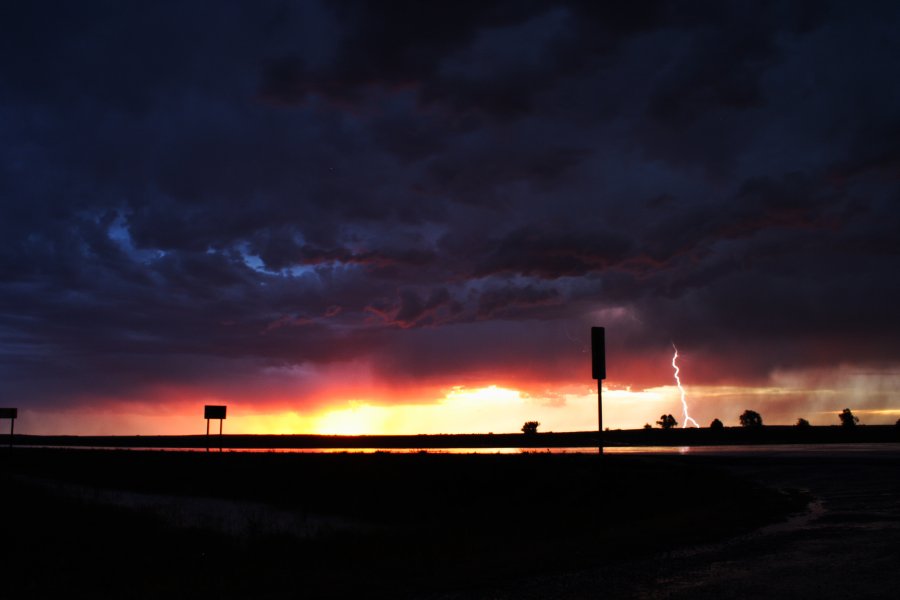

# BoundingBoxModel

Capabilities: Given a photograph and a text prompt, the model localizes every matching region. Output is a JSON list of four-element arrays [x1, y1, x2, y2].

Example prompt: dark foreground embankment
[[1, 449, 804, 599], [436, 448, 900, 600]]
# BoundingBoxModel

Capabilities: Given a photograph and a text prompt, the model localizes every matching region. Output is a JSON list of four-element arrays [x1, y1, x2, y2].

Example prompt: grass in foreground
[[2, 449, 806, 599]]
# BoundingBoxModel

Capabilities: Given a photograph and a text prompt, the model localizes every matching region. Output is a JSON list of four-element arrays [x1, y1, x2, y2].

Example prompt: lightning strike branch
[[672, 344, 700, 428]]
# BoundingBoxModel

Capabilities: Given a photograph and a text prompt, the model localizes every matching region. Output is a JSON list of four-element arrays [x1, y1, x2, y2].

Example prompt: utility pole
[[591, 327, 606, 454]]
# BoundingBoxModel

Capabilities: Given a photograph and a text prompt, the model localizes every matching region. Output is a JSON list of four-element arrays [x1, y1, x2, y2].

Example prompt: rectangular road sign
[[0, 408, 17, 419], [204, 405, 227, 419]]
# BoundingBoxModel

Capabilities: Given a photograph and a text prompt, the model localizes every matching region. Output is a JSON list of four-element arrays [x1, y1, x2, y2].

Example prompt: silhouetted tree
[[739, 410, 763, 428], [643, 423, 652, 430], [796, 418, 810, 428], [521, 421, 540, 435], [709, 418, 723, 430], [839, 408, 859, 428], [657, 414, 677, 429]]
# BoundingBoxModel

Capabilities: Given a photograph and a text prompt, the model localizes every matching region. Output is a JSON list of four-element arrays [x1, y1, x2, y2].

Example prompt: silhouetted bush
[[739, 410, 763, 428], [521, 421, 540, 435], [839, 408, 859, 428], [643, 423, 652, 430], [796, 418, 810, 428], [656, 414, 677, 429], [709, 418, 723, 430]]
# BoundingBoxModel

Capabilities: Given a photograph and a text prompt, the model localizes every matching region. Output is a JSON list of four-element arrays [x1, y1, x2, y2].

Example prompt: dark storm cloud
[[259, 0, 546, 111], [1, 0, 899, 411], [365, 286, 459, 329], [245, 226, 437, 272], [259, 0, 670, 122], [472, 226, 633, 278], [476, 284, 561, 319]]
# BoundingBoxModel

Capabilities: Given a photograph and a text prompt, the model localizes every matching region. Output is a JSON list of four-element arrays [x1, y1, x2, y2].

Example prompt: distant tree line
[[647, 407, 869, 429], [526, 407, 878, 433]]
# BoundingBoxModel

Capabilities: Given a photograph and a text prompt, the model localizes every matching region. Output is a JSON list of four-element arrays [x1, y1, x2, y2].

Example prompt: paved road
[[433, 447, 900, 599]]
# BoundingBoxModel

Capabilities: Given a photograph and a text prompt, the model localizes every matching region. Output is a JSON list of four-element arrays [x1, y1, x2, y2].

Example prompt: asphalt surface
[[432, 446, 900, 599]]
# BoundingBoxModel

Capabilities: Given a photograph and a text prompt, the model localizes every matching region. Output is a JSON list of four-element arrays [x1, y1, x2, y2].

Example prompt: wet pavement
[[433, 447, 900, 599]]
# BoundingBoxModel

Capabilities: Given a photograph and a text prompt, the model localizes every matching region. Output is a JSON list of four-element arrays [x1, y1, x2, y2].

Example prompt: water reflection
[[27, 443, 900, 455]]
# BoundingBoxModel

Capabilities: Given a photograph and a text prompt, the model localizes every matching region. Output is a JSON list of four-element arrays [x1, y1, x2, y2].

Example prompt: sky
[[2, 1, 899, 435]]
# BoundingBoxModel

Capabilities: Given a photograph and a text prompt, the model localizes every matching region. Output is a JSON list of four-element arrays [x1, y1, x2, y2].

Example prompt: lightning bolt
[[672, 344, 700, 428]]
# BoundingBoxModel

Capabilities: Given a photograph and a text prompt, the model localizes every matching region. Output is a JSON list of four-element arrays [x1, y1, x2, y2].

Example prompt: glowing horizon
[[10, 376, 900, 437]]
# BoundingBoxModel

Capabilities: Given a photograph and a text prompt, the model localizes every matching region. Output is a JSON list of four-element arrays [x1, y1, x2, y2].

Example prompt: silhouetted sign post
[[0, 408, 16, 448], [204, 405, 226, 451], [591, 327, 606, 454]]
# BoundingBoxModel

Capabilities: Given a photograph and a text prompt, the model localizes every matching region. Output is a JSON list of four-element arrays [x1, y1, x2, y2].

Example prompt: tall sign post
[[591, 327, 606, 454], [204, 405, 227, 452]]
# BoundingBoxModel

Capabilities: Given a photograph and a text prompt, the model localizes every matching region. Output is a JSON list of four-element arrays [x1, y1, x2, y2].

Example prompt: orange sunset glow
[[13, 366, 900, 437]]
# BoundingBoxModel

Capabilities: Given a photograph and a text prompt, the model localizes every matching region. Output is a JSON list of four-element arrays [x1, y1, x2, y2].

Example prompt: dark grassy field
[[1, 448, 808, 599]]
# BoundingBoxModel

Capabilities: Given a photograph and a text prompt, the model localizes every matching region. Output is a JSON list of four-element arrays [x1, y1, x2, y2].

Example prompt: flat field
[[1, 448, 805, 599]]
